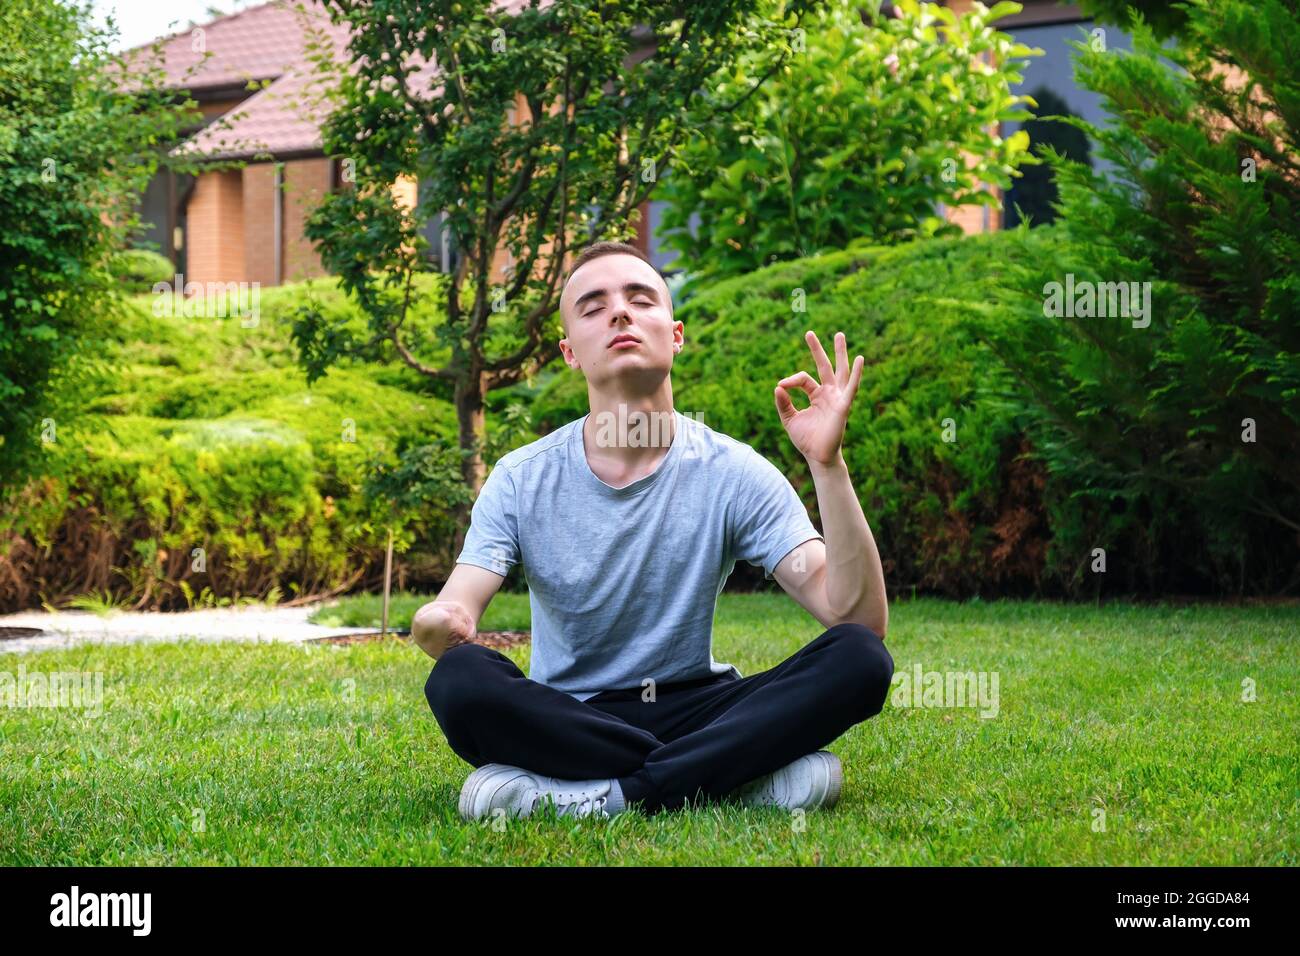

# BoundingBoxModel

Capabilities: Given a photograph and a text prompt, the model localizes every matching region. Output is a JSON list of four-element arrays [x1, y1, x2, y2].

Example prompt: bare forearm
[[808, 452, 888, 636]]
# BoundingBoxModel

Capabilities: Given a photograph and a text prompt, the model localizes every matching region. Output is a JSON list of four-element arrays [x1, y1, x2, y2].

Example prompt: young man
[[413, 240, 893, 821]]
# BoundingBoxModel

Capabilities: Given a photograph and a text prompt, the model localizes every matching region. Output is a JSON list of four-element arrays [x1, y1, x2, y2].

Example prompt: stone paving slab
[[0, 604, 387, 655]]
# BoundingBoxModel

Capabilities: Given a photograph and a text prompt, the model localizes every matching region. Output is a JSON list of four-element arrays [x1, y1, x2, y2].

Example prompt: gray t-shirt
[[456, 409, 823, 701]]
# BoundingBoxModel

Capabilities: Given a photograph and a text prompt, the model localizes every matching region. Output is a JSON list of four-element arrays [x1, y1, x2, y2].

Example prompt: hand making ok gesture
[[773, 330, 865, 468]]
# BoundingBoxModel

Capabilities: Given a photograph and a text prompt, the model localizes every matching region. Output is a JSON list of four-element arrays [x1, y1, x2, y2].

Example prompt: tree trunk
[[455, 371, 487, 495]]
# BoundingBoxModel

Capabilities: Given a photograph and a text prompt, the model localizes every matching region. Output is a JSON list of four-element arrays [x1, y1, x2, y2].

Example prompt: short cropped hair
[[564, 240, 655, 285]]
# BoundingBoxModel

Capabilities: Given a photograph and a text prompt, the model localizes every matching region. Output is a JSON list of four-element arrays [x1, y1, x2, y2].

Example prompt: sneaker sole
[[820, 752, 843, 810]]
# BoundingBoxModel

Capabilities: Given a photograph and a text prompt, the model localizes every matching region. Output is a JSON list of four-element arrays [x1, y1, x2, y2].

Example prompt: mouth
[[608, 335, 642, 349]]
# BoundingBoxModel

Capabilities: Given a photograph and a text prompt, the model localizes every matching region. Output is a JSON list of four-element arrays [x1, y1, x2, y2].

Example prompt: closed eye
[[584, 298, 652, 316]]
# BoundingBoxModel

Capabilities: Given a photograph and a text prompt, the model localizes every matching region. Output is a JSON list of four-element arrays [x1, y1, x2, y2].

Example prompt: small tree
[[655, 0, 1039, 290], [295, 0, 819, 515], [0, 0, 194, 497]]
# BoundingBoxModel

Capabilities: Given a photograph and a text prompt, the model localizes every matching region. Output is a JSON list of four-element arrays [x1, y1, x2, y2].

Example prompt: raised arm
[[411, 563, 507, 660], [771, 330, 888, 639]]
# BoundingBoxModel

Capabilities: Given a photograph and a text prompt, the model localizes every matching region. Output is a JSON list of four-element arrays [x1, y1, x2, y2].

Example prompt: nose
[[608, 293, 632, 324]]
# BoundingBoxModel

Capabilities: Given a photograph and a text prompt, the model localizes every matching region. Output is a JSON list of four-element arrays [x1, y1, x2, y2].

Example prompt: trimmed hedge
[[0, 279, 459, 611], [108, 249, 174, 295]]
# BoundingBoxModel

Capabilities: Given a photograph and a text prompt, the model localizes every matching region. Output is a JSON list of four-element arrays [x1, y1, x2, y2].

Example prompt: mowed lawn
[[1, 594, 1296, 865]]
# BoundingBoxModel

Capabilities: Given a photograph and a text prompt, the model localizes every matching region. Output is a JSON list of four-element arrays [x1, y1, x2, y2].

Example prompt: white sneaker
[[732, 751, 843, 811], [458, 763, 620, 822]]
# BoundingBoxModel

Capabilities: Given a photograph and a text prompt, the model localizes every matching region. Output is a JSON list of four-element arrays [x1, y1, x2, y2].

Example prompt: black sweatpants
[[424, 622, 894, 815]]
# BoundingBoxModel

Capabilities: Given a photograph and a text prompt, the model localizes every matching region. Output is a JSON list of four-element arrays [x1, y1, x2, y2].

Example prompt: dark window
[[1000, 18, 1133, 228]]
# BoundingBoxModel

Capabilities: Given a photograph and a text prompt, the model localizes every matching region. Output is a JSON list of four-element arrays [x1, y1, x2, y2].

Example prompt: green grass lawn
[[2, 595, 1296, 865]]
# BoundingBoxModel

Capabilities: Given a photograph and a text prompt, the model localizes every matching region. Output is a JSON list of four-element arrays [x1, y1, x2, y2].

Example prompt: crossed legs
[[425, 623, 894, 815]]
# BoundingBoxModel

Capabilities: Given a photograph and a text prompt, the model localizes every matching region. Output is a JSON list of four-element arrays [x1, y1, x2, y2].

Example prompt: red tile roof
[[174, 63, 338, 161], [116, 0, 349, 160], [123, 0, 348, 94], [119, 0, 552, 162]]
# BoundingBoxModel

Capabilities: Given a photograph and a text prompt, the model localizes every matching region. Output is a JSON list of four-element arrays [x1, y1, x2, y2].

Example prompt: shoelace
[[529, 789, 609, 818]]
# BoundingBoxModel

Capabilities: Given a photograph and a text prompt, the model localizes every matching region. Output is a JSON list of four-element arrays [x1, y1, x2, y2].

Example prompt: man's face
[[559, 253, 683, 388]]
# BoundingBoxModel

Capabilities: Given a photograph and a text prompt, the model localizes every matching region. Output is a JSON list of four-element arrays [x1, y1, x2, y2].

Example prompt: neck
[[583, 380, 677, 472]]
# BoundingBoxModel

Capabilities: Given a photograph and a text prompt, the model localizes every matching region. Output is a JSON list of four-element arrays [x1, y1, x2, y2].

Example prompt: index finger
[[804, 330, 834, 384]]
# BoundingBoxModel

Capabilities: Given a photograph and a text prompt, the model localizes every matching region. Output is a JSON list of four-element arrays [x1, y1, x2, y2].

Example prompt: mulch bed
[[305, 629, 531, 648], [469, 630, 531, 648]]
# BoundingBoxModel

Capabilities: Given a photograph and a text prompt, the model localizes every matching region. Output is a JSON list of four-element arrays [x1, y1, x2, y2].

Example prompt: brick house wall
[[185, 169, 245, 286], [182, 159, 335, 289], [282, 158, 333, 283], [242, 164, 277, 287]]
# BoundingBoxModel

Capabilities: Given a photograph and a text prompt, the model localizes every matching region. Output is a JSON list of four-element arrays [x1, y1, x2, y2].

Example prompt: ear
[[559, 337, 580, 370]]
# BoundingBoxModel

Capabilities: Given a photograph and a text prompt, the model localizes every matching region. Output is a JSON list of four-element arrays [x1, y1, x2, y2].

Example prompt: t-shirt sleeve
[[731, 447, 824, 580], [455, 462, 521, 577]]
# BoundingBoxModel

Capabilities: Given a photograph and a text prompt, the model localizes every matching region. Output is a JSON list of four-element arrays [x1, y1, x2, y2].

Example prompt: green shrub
[[0, 280, 462, 611], [655, 0, 1038, 292], [109, 249, 174, 294]]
